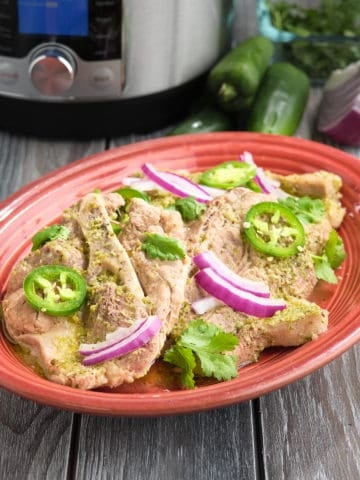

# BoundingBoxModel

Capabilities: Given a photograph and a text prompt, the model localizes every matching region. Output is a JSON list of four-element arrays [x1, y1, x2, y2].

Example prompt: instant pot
[[0, 0, 235, 137]]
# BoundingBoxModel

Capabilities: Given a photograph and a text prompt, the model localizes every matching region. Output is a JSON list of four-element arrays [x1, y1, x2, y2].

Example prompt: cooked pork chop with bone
[[2, 193, 190, 389], [1, 167, 345, 389], [173, 186, 332, 366]]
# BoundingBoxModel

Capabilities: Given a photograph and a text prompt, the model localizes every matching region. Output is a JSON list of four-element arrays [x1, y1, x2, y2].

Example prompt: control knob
[[29, 49, 75, 96]]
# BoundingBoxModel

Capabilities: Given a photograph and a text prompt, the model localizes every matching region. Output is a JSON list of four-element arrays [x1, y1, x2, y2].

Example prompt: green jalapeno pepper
[[246, 62, 310, 136], [23, 265, 87, 316], [167, 106, 233, 135], [199, 161, 256, 190], [207, 35, 274, 112], [32, 225, 70, 251], [244, 202, 305, 257]]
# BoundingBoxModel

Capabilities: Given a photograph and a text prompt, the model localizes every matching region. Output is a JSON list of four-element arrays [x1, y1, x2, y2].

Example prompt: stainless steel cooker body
[[0, 0, 234, 102]]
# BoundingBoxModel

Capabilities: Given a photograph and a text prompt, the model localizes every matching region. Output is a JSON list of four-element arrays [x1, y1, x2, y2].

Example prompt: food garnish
[[279, 196, 325, 224], [193, 251, 270, 297], [23, 265, 87, 316], [115, 187, 150, 202], [141, 162, 212, 203], [194, 267, 286, 318], [141, 233, 186, 261], [240, 151, 287, 197], [168, 196, 207, 222], [199, 161, 256, 190], [32, 225, 70, 251], [163, 319, 239, 389], [243, 201, 306, 257], [79, 316, 162, 366], [312, 229, 346, 284]]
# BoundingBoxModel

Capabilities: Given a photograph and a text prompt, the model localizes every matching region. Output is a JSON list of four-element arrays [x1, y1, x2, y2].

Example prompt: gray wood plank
[[0, 132, 106, 479], [72, 130, 258, 480], [259, 89, 360, 480], [0, 391, 73, 480], [261, 347, 360, 480], [75, 404, 258, 480]]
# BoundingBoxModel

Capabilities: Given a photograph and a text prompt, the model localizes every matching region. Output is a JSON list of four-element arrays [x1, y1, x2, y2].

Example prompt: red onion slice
[[191, 296, 223, 314], [240, 151, 288, 199], [121, 176, 160, 192], [193, 251, 270, 297], [141, 163, 212, 203], [79, 315, 162, 365], [200, 185, 227, 197], [195, 268, 286, 318], [79, 317, 146, 355]]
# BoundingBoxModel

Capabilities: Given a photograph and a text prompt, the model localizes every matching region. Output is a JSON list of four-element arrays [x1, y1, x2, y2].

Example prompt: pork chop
[[174, 186, 332, 366], [2, 193, 189, 389]]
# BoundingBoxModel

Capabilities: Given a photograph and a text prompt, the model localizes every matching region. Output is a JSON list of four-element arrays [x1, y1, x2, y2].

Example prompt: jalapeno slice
[[31, 225, 70, 251], [199, 161, 256, 190], [23, 265, 87, 316], [244, 202, 305, 258]]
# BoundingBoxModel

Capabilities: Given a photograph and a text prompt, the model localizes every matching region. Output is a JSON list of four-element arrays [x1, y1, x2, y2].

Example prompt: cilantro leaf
[[312, 229, 346, 284], [312, 254, 338, 284], [168, 196, 206, 222], [115, 187, 150, 203], [279, 196, 325, 224], [163, 319, 239, 389], [163, 345, 196, 389], [180, 319, 239, 353], [141, 233, 186, 261], [196, 351, 238, 382], [325, 229, 346, 268], [267, 0, 360, 79]]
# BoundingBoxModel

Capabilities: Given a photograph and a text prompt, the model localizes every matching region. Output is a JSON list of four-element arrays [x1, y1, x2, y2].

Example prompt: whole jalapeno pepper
[[207, 35, 274, 112], [23, 265, 87, 316], [243, 201, 305, 257], [247, 62, 310, 136], [167, 106, 233, 135]]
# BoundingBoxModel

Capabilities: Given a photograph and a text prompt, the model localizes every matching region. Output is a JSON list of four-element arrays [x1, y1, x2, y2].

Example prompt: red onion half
[[195, 267, 286, 318], [317, 60, 360, 146], [79, 315, 162, 365]]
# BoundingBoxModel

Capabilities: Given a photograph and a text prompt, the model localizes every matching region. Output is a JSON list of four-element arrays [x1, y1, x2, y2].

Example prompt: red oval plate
[[0, 132, 359, 416]]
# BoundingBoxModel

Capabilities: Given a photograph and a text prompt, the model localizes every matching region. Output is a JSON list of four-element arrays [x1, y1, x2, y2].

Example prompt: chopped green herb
[[168, 196, 207, 222], [141, 233, 186, 261], [325, 229, 346, 268], [163, 319, 239, 388], [268, 0, 360, 79], [279, 196, 325, 224], [312, 229, 346, 283], [312, 254, 338, 284], [115, 187, 150, 203], [32, 225, 70, 251], [268, 0, 360, 37]]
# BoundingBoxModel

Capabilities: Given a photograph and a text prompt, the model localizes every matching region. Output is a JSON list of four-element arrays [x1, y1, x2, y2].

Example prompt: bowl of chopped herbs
[[257, 0, 360, 83]]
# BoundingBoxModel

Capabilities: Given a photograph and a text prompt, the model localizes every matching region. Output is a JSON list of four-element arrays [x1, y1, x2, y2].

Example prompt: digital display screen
[[18, 0, 89, 36]]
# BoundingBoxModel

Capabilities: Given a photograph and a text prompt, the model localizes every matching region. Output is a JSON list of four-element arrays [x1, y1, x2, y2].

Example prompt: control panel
[[0, 0, 124, 99]]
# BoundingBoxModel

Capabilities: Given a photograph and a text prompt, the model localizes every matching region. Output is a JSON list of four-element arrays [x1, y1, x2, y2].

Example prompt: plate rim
[[0, 132, 359, 416]]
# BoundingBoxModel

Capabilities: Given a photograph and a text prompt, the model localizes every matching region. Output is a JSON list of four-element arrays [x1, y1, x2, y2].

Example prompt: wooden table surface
[[0, 3, 359, 479]]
